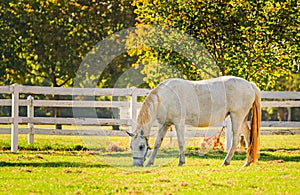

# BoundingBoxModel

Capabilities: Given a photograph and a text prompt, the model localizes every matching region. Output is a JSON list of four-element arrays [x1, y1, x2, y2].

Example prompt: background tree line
[[0, 0, 299, 122]]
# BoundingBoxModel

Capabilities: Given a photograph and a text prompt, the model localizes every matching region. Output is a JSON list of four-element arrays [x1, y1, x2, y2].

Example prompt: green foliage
[[132, 0, 299, 90], [0, 0, 135, 87], [1, 0, 298, 90]]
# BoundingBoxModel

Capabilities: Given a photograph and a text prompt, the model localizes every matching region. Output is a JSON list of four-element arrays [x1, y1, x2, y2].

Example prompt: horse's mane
[[137, 88, 159, 129]]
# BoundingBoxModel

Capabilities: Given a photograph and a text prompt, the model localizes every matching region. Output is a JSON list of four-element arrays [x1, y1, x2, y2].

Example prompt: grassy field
[[0, 134, 299, 195]]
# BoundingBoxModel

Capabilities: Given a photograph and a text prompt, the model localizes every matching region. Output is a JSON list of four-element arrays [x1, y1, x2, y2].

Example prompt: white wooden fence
[[0, 84, 299, 152]]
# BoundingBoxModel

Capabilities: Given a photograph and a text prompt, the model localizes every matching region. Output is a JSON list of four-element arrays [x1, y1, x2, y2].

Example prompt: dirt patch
[[106, 143, 126, 152]]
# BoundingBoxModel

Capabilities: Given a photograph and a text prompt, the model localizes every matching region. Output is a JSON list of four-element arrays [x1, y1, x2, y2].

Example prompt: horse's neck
[[136, 118, 154, 138], [136, 108, 156, 138], [136, 92, 159, 138]]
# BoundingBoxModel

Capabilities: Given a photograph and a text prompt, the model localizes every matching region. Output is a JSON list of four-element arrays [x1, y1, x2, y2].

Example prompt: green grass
[[0, 135, 299, 194]]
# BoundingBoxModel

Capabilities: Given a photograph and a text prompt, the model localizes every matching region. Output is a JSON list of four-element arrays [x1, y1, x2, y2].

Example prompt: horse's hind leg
[[222, 113, 243, 166], [241, 117, 256, 167], [241, 118, 250, 148], [145, 124, 170, 167]]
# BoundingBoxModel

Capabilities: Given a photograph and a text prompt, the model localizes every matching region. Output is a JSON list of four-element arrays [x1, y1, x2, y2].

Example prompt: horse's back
[[155, 76, 255, 127]]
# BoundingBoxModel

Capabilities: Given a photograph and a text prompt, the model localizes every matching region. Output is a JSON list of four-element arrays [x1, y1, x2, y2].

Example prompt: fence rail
[[0, 84, 299, 152]]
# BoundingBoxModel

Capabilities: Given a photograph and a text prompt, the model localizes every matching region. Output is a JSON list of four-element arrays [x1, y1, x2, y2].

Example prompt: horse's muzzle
[[133, 160, 144, 167]]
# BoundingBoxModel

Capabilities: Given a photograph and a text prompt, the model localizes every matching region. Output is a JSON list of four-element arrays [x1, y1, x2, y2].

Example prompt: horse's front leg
[[145, 124, 169, 167], [175, 122, 185, 166]]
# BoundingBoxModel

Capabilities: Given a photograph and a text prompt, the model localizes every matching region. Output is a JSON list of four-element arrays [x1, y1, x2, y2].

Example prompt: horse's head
[[127, 130, 151, 166]]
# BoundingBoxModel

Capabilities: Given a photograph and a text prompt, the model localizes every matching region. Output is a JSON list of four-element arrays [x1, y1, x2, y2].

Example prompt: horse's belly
[[184, 99, 227, 127], [185, 112, 225, 127]]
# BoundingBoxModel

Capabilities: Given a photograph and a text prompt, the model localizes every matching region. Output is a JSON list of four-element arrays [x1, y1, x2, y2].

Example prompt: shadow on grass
[[0, 148, 179, 168], [0, 161, 110, 168], [186, 147, 300, 162], [1, 147, 298, 168]]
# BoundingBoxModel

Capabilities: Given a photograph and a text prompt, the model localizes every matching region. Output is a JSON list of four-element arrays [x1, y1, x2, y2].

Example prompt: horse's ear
[[126, 131, 134, 137]]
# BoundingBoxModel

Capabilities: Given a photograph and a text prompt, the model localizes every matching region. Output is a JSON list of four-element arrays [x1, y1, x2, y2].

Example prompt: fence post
[[130, 87, 138, 132], [11, 84, 20, 152], [27, 95, 34, 144]]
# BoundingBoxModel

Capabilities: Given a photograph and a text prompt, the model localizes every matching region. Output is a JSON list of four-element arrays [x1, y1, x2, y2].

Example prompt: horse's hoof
[[222, 161, 230, 166], [178, 161, 185, 166], [145, 162, 152, 167], [242, 162, 250, 167]]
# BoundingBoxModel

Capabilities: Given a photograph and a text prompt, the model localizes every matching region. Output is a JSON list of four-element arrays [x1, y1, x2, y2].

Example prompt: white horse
[[127, 76, 261, 167]]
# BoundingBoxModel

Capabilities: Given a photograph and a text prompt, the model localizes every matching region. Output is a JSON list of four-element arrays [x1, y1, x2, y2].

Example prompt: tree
[[131, 0, 299, 90], [0, 0, 136, 87], [0, 0, 137, 129]]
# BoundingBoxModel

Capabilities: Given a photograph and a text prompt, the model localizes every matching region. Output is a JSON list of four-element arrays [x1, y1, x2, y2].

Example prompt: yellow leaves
[[132, 0, 148, 7], [69, 1, 89, 11], [275, 2, 281, 8], [33, 54, 38, 61], [25, 4, 34, 13], [6, 68, 14, 74], [81, 6, 88, 11], [49, 0, 58, 4], [280, 54, 289, 60], [73, 2, 81, 7], [228, 1, 236, 6]]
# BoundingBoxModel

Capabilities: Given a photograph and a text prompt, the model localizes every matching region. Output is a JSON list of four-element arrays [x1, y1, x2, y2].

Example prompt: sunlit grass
[[0, 134, 299, 194]]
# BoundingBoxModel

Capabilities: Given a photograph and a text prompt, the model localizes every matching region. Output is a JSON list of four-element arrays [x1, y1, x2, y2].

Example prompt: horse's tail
[[247, 83, 261, 164]]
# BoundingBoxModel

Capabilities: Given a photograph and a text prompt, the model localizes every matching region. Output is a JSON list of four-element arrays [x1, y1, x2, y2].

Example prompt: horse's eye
[[139, 144, 145, 150]]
